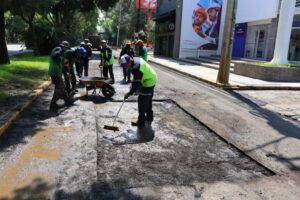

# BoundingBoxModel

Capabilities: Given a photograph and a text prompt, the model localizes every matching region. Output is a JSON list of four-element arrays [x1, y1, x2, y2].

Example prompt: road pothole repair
[[96, 101, 274, 196]]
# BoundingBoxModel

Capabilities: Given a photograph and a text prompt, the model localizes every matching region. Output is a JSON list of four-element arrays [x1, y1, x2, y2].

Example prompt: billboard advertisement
[[136, 0, 157, 10], [180, 0, 223, 50]]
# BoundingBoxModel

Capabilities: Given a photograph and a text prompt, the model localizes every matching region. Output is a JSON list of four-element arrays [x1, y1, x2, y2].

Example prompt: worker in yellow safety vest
[[99, 40, 115, 84], [121, 54, 157, 127]]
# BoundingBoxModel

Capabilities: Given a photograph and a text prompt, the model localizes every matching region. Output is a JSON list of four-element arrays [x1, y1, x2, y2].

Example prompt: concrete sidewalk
[[148, 55, 300, 90]]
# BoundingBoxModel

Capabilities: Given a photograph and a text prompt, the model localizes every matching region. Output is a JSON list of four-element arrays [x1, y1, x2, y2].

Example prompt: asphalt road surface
[[0, 59, 299, 200]]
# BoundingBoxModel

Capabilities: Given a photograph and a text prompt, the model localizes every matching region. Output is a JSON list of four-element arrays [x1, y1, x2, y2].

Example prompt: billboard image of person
[[180, 0, 223, 51]]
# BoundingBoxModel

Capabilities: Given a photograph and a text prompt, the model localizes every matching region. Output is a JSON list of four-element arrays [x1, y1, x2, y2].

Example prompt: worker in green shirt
[[135, 40, 148, 61], [48, 41, 72, 111]]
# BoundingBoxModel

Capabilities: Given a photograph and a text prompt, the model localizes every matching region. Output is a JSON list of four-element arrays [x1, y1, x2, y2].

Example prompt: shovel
[[103, 99, 125, 131]]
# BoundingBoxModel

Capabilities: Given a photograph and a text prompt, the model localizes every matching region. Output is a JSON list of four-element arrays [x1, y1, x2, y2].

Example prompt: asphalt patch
[[96, 101, 274, 197]]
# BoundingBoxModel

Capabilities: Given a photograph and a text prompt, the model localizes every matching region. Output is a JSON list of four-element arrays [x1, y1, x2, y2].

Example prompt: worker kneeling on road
[[121, 54, 157, 127]]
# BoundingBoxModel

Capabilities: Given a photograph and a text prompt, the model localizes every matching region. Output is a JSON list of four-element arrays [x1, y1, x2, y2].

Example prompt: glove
[[124, 92, 130, 100]]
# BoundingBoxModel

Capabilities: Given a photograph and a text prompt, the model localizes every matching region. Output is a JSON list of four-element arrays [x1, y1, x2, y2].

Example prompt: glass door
[[255, 30, 266, 59]]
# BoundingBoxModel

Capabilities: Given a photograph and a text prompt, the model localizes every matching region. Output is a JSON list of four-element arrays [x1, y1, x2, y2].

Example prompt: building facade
[[154, 0, 181, 57], [155, 0, 299, 62]]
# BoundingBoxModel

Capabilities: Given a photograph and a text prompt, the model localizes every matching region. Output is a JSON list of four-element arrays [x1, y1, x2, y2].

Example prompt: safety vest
[[102, 48, 114, 65], [139, 58, 157, 87]]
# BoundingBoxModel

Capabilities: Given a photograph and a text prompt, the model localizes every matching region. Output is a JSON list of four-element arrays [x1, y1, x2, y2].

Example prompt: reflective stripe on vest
[[139, 58, 157, 87]]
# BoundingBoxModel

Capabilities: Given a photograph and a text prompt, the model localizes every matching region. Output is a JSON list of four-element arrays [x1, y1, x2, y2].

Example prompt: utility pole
[[136, 0, 141, 32], [217, 0, 237, 85], [116, 0, 122, 47]]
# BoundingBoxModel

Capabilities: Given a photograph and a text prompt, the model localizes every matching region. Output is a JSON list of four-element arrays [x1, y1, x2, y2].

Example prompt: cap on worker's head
[[87, 42, 92, 47], [120, 54, 133, 67], [135, 40, 144, 46], [125, 41, 131, 47], [84, 38, 90, 43], [207, 2, 221, 12], [60, 41, 70, 48], [101, 40, 107, 44]]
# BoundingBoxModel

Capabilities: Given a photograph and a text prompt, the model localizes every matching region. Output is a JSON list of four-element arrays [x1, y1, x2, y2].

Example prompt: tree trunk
[[29, 22, 39, 55], [0, 4, 10, 64]]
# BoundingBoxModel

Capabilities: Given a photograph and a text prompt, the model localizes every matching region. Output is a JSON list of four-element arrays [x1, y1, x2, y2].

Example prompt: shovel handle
[[112, 99, 125, 126]]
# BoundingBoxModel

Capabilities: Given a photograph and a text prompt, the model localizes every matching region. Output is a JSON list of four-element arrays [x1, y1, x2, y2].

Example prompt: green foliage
[[5, 12, 27, 43], [3, 0, 118, 55], [100, 0, 154, 46]]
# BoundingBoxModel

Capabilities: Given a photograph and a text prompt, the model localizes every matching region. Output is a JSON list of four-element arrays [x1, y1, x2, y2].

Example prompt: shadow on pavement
[[0, 178, 54, 200], [228, 91, 300, 171], [0, 89, 71, 152], [0, 178, 144, 200], [78, 95, 110, 104], [55, 182, 145, 200]]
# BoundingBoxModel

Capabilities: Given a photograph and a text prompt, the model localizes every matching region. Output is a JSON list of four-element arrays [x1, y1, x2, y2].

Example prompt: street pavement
[[0, 50, 300, 199]]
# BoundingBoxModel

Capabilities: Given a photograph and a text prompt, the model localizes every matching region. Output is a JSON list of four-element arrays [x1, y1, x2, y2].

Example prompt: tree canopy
[[1, 0, 118, 64], [100, 0, 155, 46]]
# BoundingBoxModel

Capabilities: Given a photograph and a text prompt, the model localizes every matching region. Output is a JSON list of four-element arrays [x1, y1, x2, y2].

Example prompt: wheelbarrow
[[79, 77, 115, 98]]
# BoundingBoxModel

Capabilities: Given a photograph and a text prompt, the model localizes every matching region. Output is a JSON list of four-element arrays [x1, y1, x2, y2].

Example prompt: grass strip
[[0, 53, 49, 104], [254, 61, 300, 68]]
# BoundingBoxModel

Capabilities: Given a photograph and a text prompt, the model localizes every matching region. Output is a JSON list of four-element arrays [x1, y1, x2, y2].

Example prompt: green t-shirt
[[48, 47, 63, 77]]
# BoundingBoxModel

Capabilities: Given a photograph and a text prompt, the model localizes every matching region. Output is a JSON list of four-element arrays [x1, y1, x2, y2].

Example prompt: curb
[[149, 59, 227, 88], [0, 80, 52, 137], [149, 59, 300, 91]]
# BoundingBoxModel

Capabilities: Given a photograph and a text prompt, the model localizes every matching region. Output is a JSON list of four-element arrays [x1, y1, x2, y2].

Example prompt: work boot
[[49, 103, 59, 111], [64, 97, 74, 106], [131, 120, 145, 127], [146, 116, 153, 122], [121, 79, 127, 84]]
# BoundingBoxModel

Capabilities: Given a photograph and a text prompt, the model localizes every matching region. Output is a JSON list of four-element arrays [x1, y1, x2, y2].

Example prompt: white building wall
[[236, 0, 279, 23]]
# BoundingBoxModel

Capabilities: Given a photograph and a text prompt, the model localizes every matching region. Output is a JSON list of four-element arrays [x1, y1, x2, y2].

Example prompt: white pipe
[[271, 0, 296, 64]]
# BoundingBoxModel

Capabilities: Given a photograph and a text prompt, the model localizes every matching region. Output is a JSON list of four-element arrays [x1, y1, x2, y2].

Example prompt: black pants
[[123, 67, 131, 81], [75, 61, 82, 77], [63, 67, 76, 93], [50, 75, 68, 105], [103, 64, 115, 82], [138, 86, 155, 124], [83, 58, 89, 77]]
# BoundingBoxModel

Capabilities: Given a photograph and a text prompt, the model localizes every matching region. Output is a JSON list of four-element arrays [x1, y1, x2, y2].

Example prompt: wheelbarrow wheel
[[102, 85, 115, 98]]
